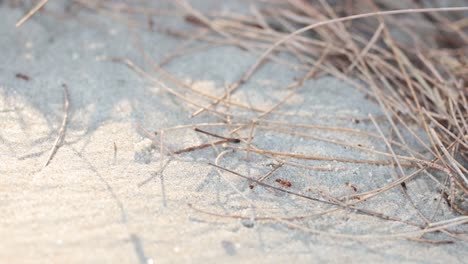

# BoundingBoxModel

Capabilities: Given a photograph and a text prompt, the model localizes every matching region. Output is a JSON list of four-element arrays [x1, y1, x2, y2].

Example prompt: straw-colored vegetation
[[13, 0, 468, 243]]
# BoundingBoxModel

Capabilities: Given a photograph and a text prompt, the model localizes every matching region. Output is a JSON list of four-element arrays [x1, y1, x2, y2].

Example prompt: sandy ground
[[1, 1, 467, 263]]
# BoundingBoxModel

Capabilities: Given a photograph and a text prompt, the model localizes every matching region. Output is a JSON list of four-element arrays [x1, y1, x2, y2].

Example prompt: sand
[[1, 1, 467, 263]]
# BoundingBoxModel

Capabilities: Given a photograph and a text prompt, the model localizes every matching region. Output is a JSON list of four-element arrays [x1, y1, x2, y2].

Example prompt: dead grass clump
[[175, 0, 468, 213]]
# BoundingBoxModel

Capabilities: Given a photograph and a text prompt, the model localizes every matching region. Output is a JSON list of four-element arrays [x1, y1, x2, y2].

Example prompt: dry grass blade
[[15, 0, 49, 28], [43, 84, 70, 168]]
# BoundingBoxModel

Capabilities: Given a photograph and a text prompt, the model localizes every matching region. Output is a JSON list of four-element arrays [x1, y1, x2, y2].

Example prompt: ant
[[275, 178, 292, 187]]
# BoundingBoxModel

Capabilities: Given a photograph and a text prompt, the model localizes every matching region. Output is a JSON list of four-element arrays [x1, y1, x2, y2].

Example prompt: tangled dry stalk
[[13, 0, 468, 243]]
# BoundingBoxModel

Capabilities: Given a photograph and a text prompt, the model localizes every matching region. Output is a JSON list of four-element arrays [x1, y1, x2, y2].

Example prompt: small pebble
[[241, 219, 254, 228]]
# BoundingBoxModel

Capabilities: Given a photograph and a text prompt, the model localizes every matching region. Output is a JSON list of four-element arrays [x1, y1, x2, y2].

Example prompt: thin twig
[[174, 139, 238, 154], [193, 127, 240, 143]]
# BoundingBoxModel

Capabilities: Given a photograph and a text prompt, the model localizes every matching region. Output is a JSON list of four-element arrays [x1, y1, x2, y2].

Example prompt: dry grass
[[168, 0, 468, 213], [12, 0, 468, 243]]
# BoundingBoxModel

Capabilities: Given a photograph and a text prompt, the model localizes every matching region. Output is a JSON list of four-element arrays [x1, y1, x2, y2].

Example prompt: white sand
[[1, 1, 467, 263]]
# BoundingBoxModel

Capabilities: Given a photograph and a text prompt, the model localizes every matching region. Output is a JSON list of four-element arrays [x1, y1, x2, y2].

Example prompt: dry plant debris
[[43, 84, 70, 168], [12, 0, 468, 243]]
